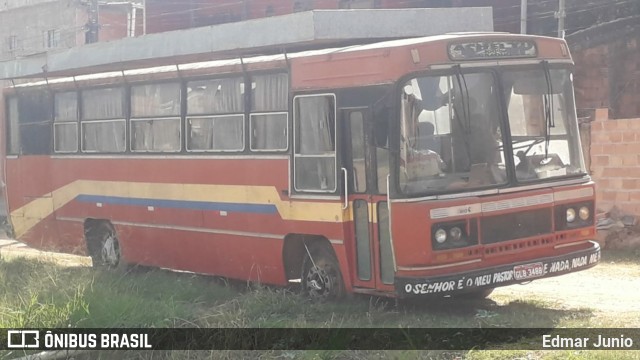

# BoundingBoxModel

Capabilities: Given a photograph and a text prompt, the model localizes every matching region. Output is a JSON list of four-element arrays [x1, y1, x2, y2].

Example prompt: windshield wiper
[[452, 65, 472, 167], [541, 60, 556, 160]]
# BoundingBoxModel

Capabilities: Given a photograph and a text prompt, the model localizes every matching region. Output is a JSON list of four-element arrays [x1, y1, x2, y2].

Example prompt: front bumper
[[396, 241, 600, 297]]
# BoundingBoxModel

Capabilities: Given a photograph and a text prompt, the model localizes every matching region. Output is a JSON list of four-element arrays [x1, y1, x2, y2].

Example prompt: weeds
[[0, 255, 638, 360]]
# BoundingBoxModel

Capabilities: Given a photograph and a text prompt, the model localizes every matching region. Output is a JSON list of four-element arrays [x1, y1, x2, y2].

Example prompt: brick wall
[[589, 108, 640, 215], [571, 25, 640, 119]]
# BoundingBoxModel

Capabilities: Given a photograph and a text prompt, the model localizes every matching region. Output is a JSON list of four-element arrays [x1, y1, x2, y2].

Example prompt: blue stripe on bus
[[75, 194, 278, 214]]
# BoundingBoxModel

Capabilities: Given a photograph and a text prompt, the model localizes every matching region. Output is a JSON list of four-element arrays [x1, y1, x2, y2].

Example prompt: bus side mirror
[[403, 84, 414, 96]]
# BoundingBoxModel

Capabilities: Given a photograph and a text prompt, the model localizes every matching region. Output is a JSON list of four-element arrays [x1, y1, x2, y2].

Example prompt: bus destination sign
[[448, 40, 537, 60]]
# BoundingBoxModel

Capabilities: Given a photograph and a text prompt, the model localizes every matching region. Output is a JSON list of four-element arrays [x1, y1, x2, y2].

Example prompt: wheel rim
[[100, 232, 119, 267], [304, 264, 337, 301]]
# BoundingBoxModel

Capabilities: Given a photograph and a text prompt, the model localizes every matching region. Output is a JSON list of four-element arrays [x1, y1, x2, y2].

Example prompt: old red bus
[[2, 32, 600, 300]]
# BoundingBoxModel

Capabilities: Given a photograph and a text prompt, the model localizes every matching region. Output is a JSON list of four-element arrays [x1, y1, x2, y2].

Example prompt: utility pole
[[556, 0, 566, 38], [520, 0, 528, 34], [142, 0, 146, 35], [86, 0, 100, 43]]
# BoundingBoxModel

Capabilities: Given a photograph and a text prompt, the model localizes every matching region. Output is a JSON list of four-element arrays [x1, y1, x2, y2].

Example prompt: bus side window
[[293, 94, 337, 192], [250, 73, 289, 151], [7, 97, 20, 155], [81, 87, 126, 153], [17, 90, 53, 155], [54, 91, 79, 153], [374, 106, 390, 194]]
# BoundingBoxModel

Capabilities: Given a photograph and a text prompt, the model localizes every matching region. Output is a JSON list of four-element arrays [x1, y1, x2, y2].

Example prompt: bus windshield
[[399, 71, 508, 194], [399, 67, 586, 195], [503, 67, 586, 182]]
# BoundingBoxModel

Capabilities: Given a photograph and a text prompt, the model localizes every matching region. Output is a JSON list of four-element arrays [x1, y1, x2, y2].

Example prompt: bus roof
[[0, 8, 493, 80], [10, 33, 571, 90]]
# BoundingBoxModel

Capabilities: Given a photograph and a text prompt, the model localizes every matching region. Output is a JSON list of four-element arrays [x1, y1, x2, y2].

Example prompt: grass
[[0, 252, 638, 359]]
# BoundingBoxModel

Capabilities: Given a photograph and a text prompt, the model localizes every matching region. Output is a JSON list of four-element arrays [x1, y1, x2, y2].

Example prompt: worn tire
[[85, 222, 125, 270], [300, 243, 345, 301]]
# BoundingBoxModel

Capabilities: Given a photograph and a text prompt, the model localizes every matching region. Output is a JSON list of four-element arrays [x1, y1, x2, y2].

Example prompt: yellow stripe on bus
[[10, 180, 354, 238]]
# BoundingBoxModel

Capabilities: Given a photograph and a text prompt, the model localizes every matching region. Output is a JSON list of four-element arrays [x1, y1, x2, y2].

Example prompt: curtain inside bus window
[[82, 88, 124, 120], [251, 74, 288, 111], [54, 92, 78, 121], [54, 92, 78, 153], [250, 73, 289, 151], [130, 83, 181, 152], [502, 69, 586, 182], [251, 113, 287, 150], [294, 95, 336, 192], [81, 87, 125, 153], [186, 77, 245, 152], [18, 90, 53, 155], [187, 115, 244, 151], [54, 123, 78, 153], [186, 78, 244, 114], [82, 121, 126, 153], [131, 118, 181, 152], [131, 83, 181, 117]]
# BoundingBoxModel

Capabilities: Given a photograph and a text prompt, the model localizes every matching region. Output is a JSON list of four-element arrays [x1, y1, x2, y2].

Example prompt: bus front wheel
[[301, 243, 345, 301]]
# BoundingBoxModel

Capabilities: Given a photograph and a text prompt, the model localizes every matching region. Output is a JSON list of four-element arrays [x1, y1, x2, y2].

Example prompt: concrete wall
[[0, 1, 81, 61], [589, 109, 640, 215], [144, 0, 509, 34], [0, 1, 138, 61], [0, 0, 60, 11]]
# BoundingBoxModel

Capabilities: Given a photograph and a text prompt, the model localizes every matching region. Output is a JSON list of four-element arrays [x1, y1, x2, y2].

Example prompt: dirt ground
[[492, 260, 640, 316], [1, 237, 638, 322]]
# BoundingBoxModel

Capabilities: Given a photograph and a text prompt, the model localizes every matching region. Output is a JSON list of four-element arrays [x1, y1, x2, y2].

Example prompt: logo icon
[[7, 330, 40, 349]]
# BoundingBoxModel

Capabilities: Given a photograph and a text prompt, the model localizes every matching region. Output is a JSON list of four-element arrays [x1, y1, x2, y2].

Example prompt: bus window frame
[[5, 95, 20, 155], [53, 90, 80, 154], [128, 79, 183, 153], [390, 63, 587, 199], [248, 71, 291, 154], [392, 68, 510, 198], [130, 116, 183, 153], [496, 63, 587, 186], [292, 92, 338, 194], [184, 75, 247, 154], [79, 85, 127, 154], [185, 114, 246, 153], [249, 111, 289, 152]]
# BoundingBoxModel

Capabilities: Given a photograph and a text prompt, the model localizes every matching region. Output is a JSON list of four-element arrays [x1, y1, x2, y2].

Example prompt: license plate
[[513, 262, 544, 280]]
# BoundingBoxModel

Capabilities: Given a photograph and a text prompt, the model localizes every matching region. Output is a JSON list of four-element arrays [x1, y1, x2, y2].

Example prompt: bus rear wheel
[[301, 243, 345, 301]]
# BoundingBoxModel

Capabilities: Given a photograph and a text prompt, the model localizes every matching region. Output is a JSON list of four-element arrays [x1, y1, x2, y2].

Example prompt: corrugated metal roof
[[14, 33, 536, 88], [0, 8, 493, 80]]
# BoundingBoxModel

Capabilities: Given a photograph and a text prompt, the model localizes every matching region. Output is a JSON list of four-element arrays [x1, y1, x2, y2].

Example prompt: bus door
[[342, 108, 395, 292]]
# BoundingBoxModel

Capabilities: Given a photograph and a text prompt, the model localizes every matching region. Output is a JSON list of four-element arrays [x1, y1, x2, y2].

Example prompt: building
[[0, 0, 143, 62], [143, 0, 519, 34]]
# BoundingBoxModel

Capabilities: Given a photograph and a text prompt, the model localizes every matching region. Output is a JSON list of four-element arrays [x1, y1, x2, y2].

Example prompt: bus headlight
[[579, 206, 590, 221], [435, 229, 447, 244], [450, 227, 463, 241], [555, 202, 594, 230], [431, 220, 478, 250]]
